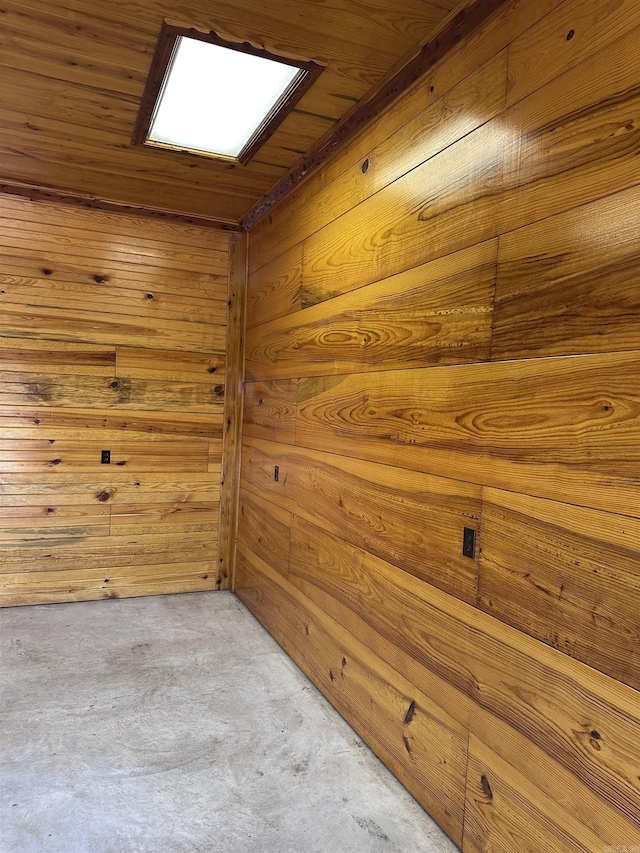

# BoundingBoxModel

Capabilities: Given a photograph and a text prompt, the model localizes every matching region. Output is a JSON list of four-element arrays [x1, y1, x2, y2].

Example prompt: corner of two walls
[[0, 198, 230, 604], [234, 0, 640, 849]]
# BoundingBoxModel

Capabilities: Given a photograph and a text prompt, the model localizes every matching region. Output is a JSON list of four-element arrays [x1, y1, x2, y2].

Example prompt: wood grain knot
[[481, 775, 493, 800], [404, 700, 416, 724]]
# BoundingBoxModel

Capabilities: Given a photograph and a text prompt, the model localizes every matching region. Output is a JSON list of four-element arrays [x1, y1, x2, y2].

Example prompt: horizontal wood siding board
[[479, 489, 640, 690], [295, 352, 640, 517], [492, 185, 640, 360], [0, 194, 228, 601], [246, 240, 497, 379], [235, 538, 640, 847], [244, 379, 298, 445], [242, 0, 513, 229]]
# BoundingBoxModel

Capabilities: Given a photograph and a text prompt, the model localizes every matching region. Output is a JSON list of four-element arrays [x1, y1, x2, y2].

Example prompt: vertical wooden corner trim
[[218, 231, 249, 589]]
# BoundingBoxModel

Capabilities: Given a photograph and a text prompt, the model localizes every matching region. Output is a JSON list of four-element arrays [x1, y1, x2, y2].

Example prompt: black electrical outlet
[[462, 527, 476, 559], [101, 450, 111, 465], [274, 465, 279, 482]]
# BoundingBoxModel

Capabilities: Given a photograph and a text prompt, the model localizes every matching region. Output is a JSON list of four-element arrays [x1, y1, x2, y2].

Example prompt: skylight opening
[[132, 23, 325, 165]]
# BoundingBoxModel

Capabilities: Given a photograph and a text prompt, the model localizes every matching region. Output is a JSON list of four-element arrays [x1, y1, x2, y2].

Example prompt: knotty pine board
[[492, 185, 640, 360], [287, 520, 640, 828], [0, 407, 222, 442], [217, 233, 248, 589], [247, 243, 303, 330], [243, 379, 298, 446], [249, 52, 508, 282], [237, 489, 292, 580], [0, 194, 228, 604], [236, 543, 469, 848]]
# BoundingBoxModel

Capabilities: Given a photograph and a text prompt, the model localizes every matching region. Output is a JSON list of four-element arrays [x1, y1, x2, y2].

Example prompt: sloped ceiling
[[0, 0, 460, 223]]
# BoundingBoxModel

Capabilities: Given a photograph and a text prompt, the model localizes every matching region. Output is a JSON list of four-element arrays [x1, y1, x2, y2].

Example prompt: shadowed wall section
[[0, 195, 229, 604], [236, 0, 640, 848]]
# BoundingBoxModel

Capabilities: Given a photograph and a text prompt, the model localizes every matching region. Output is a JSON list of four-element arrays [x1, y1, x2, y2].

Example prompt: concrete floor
[[1, 592, 458, 853]]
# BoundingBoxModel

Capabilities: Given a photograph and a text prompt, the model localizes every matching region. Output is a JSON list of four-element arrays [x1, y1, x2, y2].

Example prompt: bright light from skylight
[[148, 36, 302, 159]]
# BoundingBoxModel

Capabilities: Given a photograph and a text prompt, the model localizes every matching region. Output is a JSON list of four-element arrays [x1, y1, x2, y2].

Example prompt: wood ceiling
[[0, 0, 460, 225]]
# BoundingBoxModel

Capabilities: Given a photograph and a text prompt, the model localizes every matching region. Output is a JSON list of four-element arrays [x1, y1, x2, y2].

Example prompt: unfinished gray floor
[[1, 591, 458, 853]]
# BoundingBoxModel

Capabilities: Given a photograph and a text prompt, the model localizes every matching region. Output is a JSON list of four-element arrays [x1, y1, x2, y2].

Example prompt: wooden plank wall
[[0, 194, 229, 605], [236, 0, 640, 849]]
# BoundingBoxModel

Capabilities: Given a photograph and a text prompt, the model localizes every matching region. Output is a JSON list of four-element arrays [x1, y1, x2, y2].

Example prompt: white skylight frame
[[132, 23, 325, 165]]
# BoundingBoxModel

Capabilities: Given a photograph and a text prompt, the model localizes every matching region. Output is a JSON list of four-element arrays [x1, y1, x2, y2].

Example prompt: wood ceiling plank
[[0, 151, 256, 221], [0, 117, 278, 197], [0, 0, 462, 219]]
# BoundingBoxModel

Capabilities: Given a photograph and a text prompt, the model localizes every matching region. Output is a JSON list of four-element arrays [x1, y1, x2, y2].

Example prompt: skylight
[[133, 24, 324, 165]]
